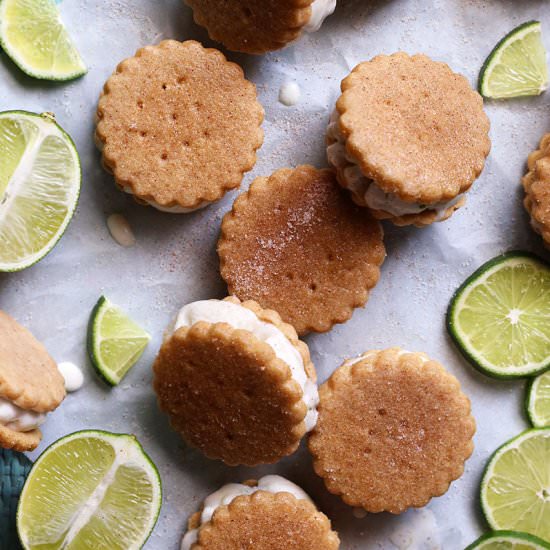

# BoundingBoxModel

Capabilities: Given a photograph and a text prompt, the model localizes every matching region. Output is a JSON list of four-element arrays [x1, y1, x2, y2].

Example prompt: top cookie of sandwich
[[0, 311, 65, 413], [523, 133, 550, 246], [185, 0, 316, 54], [337, 52, 491, 204], [96, 40, 264, 211], [218, 166, 385, 335]]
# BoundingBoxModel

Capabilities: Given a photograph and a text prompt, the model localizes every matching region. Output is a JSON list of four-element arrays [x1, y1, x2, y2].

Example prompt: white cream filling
[[123, 186, 209, 214], [0, 397, 46, 432], [326, 111, 464, 220], [304, 0, 336, 32], [172, 300, 319, 432], [181, 475, 312, 550]]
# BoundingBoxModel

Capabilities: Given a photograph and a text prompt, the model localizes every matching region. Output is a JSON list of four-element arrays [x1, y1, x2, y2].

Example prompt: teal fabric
[[0, 449, 32, 550]]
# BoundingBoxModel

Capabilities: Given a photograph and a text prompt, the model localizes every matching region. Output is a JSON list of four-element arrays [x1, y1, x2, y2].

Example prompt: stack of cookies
[[93, 21, 491, 547]]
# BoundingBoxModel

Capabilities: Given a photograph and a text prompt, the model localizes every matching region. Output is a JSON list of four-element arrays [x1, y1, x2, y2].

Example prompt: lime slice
[[88, 296, 151, 386], [527, 371, 550, 428], [447, 252, 550, 379], [17, 430, 162, 550], [481, 428, 550, 541], [0, 111, 81, 272], [466, 531, 550, 549], [0, 0, 86, 80], [479, 21, 548, 99]]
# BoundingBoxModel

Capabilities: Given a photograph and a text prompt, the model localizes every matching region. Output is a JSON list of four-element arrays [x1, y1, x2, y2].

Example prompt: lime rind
[[480, 428, 550, 541], [0, 110, 81, 272], [479, 21, 549, 99], [17, 430, 162, 550], [0, 0, 87, 81], [527, 371, 550, 428], [447, 251, 550, 379], [466, 530, 550, 549], [88, 296, 151, 386]]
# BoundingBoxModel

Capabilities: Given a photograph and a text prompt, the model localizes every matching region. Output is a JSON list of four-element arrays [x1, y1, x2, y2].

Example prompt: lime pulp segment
[[17, 430, 162, 550], [0, 0, 86, 80], [0, 111, 81, 272], [447, 252, 550, 378], [481, 429, 550, 542], [479, 21, 549, 99], [466, 530, 550, 549], [527, 371, 550, 428], [88, 296, 151, 386]]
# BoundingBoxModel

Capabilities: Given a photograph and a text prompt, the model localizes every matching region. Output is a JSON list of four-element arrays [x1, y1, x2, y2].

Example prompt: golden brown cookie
[[96, 40, 264, 212], [182, 476, 340, 549], [218, 166, 385, 335], [184, 0, 335, 54], [523, 133, 550, 247], [152, 297, 318, 466], [327, 52, 491, 227], [0, 311, 66, 452], [308, 348, 476, 514]]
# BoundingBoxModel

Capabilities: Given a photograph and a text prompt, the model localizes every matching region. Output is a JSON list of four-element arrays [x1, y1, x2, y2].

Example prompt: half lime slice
[[466, 531, 550, 549], [88, 296, 151, 386], [479, 21, 548, 99], [17, 430, 162, 550], [527, 371, 550, 428], [447, 252, 550, 379], [481, 428, 550, 541], [0, 111, 81, 272], [0, 0, 86, 80]]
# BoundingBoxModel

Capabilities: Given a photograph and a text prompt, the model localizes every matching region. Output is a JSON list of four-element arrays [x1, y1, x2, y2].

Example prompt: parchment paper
[[1, 0, 549, 548]]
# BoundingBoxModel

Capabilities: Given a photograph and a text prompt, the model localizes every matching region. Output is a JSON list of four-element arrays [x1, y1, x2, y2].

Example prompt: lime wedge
[[88, 296, 151, 386], [479, 21, 548, 99], [447, 252, 550, 379], [481, 429, 550, 542], [466, 531, 550, 549], [17, 430, 162, 550], [0, 0, 86, 80], [0, 111, 81, 272], [527, 371, 550, 428]]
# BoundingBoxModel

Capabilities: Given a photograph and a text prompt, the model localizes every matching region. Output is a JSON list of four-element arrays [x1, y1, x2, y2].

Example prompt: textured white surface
[[1, 0, 549, 548]]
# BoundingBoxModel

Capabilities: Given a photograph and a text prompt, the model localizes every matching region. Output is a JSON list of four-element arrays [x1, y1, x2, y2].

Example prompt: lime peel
[[88, 296, 151, 386], [479, 21, 549, 99], [17, 430, 161, 550], [0, 0, 87, 81], [527, 370, 550, 428], [447, 251, 550, 379], [466, 530, 550, 549], [480, 428, 550, 541], [0, 110, 81, 272]]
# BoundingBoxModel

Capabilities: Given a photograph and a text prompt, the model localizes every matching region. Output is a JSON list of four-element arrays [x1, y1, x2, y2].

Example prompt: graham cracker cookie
[[523, 133, 550, 247], [308, 348, 475, 514], [152, 297, 318, 466], [185, 0, 336, 54], [182, 475, 340, 549], [218, 166, 385, 335], [327, 52, 491, 227], [0, 311, 65, 452], [96, 40, 264, 212]]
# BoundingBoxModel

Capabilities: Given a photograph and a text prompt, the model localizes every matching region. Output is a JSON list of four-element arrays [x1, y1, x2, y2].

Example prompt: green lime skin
[[446, 251, 550, 380]]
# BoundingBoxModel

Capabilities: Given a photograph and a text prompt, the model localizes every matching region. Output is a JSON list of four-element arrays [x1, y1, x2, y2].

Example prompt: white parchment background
[[1, 0, 549, 548]]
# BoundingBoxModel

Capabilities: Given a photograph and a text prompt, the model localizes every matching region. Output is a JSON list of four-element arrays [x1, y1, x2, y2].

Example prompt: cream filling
[[0, 397, 46, 432], [326, 111, 464, 220], [172, 300, 319, 432], [181, 475, 312, 550], [123, 186, 209, 214], [304, 0, 336, 32]]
